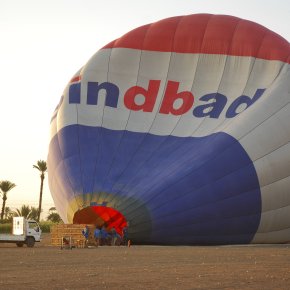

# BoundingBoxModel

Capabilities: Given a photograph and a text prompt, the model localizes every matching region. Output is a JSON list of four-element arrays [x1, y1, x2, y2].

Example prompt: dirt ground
[[0, 234, 289, 289]]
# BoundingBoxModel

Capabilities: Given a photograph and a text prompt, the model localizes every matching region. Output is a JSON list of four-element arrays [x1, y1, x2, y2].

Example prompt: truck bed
[[0, 234, 26, 242]]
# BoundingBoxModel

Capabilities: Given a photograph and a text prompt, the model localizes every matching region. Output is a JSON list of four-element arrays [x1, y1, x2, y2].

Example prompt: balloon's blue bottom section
[[48, 125, 261, 244]]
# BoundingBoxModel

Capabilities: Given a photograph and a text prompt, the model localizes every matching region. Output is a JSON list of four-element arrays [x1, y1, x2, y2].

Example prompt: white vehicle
[[0, 217, 41, 247]]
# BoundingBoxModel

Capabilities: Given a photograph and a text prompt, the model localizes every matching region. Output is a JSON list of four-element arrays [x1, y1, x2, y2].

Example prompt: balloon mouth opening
[[73, 206, 127, 235]]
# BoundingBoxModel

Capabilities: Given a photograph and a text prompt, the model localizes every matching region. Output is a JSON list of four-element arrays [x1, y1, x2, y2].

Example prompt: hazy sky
[[0, 0, 289, 219]]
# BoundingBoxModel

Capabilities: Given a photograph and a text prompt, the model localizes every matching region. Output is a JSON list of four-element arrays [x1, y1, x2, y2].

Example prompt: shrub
[[39, 221, 54, 233], [0, 223, 12, 234]]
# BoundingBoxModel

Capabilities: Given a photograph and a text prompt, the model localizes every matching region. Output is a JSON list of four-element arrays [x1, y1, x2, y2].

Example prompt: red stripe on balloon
[[103, 14, 290, 63], [70, 75, 81, 83]]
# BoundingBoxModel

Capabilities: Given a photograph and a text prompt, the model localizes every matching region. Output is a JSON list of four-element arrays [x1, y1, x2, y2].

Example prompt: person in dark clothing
[[122, 226, 128, 246]]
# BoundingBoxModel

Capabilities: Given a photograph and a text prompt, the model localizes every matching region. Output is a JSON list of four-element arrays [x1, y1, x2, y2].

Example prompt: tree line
[[2, 205, 61, 223], [0, 160, 61, 223]]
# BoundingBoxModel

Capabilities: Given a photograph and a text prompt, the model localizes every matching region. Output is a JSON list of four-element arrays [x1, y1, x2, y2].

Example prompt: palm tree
[[14, 205, 31, 218], [0, 180, 16, 221], [47, 212, 62, 223], [33, 160, 47, 222], [47, 207, 62, 223], [13, 205, 40, 219], [4, 206, 13, 222], [29, 206, 39, 220]]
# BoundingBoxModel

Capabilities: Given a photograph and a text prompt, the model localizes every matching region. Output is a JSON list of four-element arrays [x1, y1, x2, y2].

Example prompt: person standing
[[82, 225, 90, 247], [111, 227, 117, 246], [100, 225, 108, 245], [94, 226, 100, 247], [122, 226, 128, 246]]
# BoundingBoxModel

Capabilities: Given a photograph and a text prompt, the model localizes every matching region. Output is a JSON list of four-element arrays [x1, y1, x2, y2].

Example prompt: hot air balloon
[[48, 14, 290, 244]]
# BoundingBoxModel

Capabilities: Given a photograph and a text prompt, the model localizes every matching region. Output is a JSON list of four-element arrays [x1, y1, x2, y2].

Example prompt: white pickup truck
[[0, 217, 42, 247]]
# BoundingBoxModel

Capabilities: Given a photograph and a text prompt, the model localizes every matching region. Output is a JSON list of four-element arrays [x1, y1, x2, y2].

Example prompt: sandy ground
[[0, 234, 289, 289]]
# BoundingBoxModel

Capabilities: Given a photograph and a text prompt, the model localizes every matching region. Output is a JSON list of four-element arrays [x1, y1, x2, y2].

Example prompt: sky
[[0, 0, 289, 219]]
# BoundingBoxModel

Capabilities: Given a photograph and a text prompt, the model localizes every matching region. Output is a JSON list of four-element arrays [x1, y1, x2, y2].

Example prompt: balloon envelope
[[48, 14, 290, 244]]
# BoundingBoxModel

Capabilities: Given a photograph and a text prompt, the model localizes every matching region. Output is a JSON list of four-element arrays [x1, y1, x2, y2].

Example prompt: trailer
[[0, 217, 42, 247]]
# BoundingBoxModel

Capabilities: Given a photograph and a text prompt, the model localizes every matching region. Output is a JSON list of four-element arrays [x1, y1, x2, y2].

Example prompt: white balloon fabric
[[48, 14, 290, 244]]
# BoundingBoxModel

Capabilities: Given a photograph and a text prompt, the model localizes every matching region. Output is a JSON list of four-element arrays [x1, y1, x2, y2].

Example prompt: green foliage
[[0, 180, 16, 221], [29, 207, 39, 220], [47, 212, 62, 223], [13, 205, 40, 220], [14, 205, 31, 218], [46, 207, 62, 223], [0, 223, 12, 233], [39, 221, 59, 233], [33, 160, 47, 173], [0, 180, 16, 193], [4, 207, 13, 222]]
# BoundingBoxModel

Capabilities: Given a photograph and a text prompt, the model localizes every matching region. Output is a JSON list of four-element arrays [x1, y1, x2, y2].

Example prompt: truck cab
[[23, 219, 42, 246]]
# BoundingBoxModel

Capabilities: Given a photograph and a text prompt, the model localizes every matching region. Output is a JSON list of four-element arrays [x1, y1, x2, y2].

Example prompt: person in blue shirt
[[94, 226, 101, 247], [100, 225, 108, 245], [82, 225, 90, 247]]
